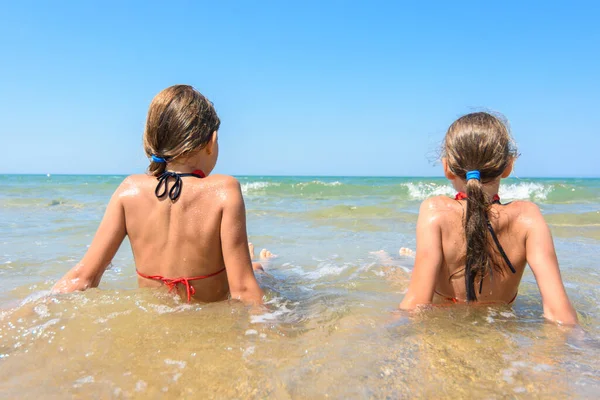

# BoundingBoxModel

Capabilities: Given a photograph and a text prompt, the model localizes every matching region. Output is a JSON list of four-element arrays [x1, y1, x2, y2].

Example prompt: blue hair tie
[[151, 155, 167, 163], [466, 170, 481, 181]]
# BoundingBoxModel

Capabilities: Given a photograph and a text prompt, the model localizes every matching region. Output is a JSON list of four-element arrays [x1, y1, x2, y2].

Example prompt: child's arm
[[220, 177, 264, 305], [52, 188, 126, 293], [399, 199, 443, 310], [525, 204, 578, 325]]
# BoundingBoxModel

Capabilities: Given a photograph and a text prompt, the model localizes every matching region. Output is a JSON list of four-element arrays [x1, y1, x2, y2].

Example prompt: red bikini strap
[[455, 192, 468, 200], [136, 267, 226, 302], [455, 192, 500, 203], [192, 169, 206, 178]]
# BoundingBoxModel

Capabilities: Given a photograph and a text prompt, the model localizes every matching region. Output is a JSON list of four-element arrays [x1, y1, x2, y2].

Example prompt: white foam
[[135, 380, 148, 392], [33, 304, 50, 318], [147, 303, 194, 314], [499, 182, 551, 201], [93, 310, 132, 324], [164, 359, 186, 369], [404, 181, 553, 201], [404, 182, 454, 200], [25, 318, 59, 339], [74, 376, 94, 387], [242, 346, 255, 358], [241, 182, 279, 194], [294, 180, 343, 188], [19, 290, 52, 306], [250, 309, 288, 324], [250, 298, 295, 324], [305, 263, 349, 279], [500, 311, 516, 318], [313, 180, 342, 186]]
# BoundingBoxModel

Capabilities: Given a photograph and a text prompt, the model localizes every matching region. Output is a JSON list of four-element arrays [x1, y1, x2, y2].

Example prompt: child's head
[[143, 85, 221, 176], [442, 112, 518, 185], [442, 112, 519, 301]]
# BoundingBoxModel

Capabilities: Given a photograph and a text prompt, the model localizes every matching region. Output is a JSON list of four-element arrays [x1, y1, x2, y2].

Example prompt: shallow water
[[1, 175, 599, 398]]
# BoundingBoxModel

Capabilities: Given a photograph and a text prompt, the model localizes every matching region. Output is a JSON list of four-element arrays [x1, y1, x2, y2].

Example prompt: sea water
[[0, 175, 599, 398]]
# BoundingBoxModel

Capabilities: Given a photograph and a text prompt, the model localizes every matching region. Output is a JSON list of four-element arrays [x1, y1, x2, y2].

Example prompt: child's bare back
[[53, 85, 265, 305], [424, 195, 537, 304], [120, 173, 249, 302], [400, 112, 577, 325]]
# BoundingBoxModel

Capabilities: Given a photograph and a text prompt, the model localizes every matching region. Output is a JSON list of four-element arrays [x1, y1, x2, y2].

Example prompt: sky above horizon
[[1, 1, 599, 177]]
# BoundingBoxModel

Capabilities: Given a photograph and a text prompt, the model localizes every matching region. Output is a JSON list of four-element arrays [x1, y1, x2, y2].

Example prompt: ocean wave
[[4, 177, 594, 206], [304, 263, 350, 279], [241, 180, 344, 196], [241, 181, 280, 194], [236, 178, 599, 204], [499, 182, 551, 201], [404, 181, 557, 202], [294, 181, 343, 188], [403, 182, 455, 200]]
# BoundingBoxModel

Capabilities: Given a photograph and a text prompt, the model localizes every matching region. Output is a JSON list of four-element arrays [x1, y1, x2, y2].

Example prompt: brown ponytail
[[148, 160, 167, 177], [464, 177, 491, 301], [143, 85, 220, 177], [443, 112, 518, 301]]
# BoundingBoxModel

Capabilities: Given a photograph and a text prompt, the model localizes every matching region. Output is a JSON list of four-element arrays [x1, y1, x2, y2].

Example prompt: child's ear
[[205, 131, 218, 155], [501, 158, 514, 178], [442, 158, 456, 180]]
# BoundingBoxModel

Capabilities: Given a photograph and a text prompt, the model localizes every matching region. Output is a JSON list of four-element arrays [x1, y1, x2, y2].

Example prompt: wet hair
[[443, 112, 518, 301], [143, 85, 220, 176]]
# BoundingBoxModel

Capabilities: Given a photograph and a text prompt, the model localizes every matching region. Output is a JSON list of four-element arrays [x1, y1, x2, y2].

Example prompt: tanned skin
[[53, 132, 265, 305]]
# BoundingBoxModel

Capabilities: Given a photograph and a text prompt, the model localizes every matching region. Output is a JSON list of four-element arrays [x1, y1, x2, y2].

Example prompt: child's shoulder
[[505, 199, 540, 210], [204, 174, 240, 184], [110, 174, 154, 198], [419, 195, 458, 211], [115, 174, 154, 189], [495, 198, 541, 217], [504, 199, 544, 221], [201, 174, 245, 199], [203, 174, 242, 190], [417, 196, 460, 225], [121, 174, 150, 185]]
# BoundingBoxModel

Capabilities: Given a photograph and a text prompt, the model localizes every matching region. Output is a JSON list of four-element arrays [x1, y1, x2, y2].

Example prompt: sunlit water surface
[[1, 175, 599, 398]]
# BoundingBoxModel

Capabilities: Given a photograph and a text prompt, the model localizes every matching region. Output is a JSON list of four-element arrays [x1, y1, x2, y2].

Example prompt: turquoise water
[[1, 174, 599, 398]]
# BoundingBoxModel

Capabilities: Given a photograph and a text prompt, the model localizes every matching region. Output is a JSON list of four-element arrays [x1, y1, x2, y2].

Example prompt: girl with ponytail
[[400, 112, 578, 325], [53, 85, 270, 305]]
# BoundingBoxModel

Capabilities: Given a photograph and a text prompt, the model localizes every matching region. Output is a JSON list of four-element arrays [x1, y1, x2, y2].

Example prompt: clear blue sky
[[1, 1, 598, 177]]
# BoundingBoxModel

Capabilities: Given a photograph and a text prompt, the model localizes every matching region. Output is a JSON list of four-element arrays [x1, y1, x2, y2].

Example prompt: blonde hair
[[143, 85, 220, 176], [443, 112, 518, 301]]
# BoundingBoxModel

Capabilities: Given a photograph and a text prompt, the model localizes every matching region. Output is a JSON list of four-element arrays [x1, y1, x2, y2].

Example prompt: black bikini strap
[[155, 171, 202, 201], [486, 219, 517, 274], [479, 274, 484, 294]]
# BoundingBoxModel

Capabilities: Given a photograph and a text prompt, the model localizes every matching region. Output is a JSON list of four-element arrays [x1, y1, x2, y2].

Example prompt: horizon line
[[1, 173, 599, 179]]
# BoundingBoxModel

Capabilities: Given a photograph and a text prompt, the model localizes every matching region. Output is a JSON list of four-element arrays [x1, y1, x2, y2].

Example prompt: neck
[[165, 159, 210, 175], [453, 178, 501, 199]]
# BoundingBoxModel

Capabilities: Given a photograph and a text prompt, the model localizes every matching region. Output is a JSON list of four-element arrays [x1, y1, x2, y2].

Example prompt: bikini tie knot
[[160, 277, 196, 302], [155, 171, 184, 200]]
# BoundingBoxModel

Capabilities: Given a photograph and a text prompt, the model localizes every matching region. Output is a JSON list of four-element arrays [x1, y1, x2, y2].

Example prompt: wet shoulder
[[420, 195, 461, 213], [502, 200, 544, 227], [198, 174, 244, 203], [419, 195, 461, 223], [115, 174, 155, 198]]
